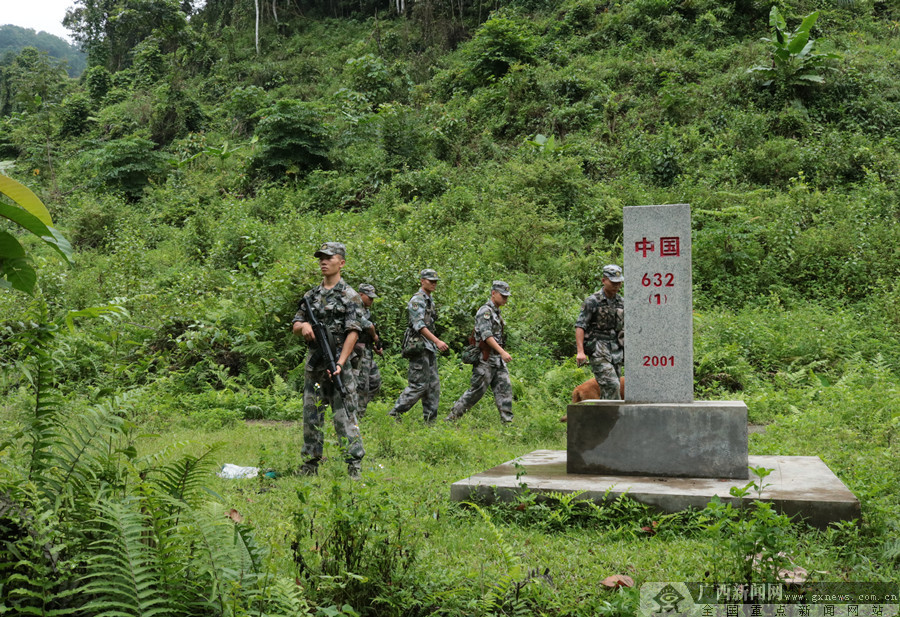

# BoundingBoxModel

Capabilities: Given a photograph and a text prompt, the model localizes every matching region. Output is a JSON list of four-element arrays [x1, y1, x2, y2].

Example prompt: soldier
[[575, 264, 625, 400], [446, 280, 514, 424], [355, 283, 382, 417], [291, 242, 365, 479], [388, 269, 448, 424]]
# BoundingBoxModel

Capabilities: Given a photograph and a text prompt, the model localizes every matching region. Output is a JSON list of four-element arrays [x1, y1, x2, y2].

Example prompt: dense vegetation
[[0, 25, 86, 76], [1, 0, 899, 614]]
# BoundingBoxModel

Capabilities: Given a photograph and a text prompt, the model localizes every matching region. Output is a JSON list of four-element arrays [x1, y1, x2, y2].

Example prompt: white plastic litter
[[218, 463, 260, 479]]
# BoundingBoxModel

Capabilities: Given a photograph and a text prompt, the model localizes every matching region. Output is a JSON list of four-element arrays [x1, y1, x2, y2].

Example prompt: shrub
[[224, 84, 267, 136], [249, 99, 330, 182], [150, 84, 206, 145], [83, 65, 112, 104], [464, 15, 539, 85], [88, 137, 170, 201], [57, 93, 92, 137]]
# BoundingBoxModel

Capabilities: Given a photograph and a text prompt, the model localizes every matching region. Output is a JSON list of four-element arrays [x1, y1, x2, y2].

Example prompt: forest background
[[1, 0, 899, 615]]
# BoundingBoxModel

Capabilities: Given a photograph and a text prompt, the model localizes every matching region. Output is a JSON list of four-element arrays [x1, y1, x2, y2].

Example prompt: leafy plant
[[464, 15, 539, 85], [0, 173, 73, 293], [87, 137, 170, 201], [747, 7, 839, 105], [249, 99, 330, 182], [0, 305, 297, 615], [703, 467, 798, 582]]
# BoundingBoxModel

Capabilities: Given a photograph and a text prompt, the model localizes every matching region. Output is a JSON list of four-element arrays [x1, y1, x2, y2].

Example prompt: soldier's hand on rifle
[[298, 322, 316, 342], [327, 363, 343, 379]]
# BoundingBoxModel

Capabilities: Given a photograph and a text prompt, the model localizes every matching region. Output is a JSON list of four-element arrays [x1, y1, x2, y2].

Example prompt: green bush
[[249, 99, 330, 182], [87, 137, 170, 201], [57, 93, 92, 137], [83, 65, 112, 104], [464, 15, 539, 85]]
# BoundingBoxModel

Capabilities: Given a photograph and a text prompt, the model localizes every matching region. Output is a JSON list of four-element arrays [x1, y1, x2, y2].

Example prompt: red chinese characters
[[635, 236, 681, 257]]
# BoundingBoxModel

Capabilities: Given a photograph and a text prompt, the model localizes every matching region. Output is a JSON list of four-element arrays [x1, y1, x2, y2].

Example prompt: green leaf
[[0, 202, 73, 263], [769, 6, 786, 32], [796, 11, 819, 37], [0, 257, 37, 293], [0, 230, 26, 259], [64, 304, 129, 332], [0, 173, 53, 225], [787, 31, 810, 55]]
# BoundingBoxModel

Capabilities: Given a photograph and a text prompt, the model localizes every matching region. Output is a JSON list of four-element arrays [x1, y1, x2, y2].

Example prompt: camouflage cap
[[419, 268, 440, 281], [491, 280, 511, 296], [602, 264, 624, 282], [358, 283, 377, 297], [314, 242, 346, 258]]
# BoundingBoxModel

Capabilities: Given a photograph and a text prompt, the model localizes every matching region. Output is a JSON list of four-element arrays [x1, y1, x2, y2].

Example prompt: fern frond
[[80, 497, 171, 617], [176, 502, 248, 614], [48, 403, 126, 496], [143, 445, 221, 508]]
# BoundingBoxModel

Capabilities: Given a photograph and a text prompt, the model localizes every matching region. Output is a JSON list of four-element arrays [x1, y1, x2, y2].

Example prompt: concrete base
[[567, 401, 749, 479], [450, 450, 860, 529]]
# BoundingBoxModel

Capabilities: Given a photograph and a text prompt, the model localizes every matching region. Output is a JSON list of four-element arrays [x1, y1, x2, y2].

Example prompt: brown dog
[[560, 377, 624, 422]]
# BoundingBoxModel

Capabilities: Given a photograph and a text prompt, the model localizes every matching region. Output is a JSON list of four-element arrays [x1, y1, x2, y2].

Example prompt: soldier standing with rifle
[[292, 242, 365, 479], [446, 281, 514, 424]]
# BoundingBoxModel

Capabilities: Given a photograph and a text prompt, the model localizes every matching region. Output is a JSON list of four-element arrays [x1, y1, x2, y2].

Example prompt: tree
[[64, 0, 190, 71]]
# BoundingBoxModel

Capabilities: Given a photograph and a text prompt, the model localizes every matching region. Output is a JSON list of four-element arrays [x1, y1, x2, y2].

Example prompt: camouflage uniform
[[390, 287, 441, 422], [576, 287, 624, 400], [356, 303, 382, 417], [448, 292, 513, 423], [292, 279, 365, 471]]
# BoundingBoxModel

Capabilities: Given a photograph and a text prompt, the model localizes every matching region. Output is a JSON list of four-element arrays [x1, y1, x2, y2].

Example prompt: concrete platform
[[450, 450, 860, 529], [567, 401, 749, 479]]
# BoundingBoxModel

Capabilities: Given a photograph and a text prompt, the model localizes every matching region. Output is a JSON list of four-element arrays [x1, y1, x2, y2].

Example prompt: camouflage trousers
[[448, 357, 513, 423], [356, 348, 382, 417], [390, 351, 440, 422], [302, 364, 365, 465], [589, 340, 623, 400]]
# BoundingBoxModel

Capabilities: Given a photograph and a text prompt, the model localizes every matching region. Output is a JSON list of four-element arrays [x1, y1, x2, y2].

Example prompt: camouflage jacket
[[404, 288, 438, 354], [359, 306, 376, 346], [474, 298, 505, 352], [575, 290, 624, 347], [292, 279, 363, 364]]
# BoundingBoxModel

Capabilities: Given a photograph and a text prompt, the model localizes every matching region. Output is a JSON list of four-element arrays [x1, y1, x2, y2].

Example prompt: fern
[[80, 497, 172, 616], [467, 502, 527, 614], [143, 445, 221, 509], [0, 486, 81, 615], [49, 401, 128, 498]]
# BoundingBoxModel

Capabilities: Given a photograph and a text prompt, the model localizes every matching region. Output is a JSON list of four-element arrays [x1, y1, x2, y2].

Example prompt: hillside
[[1, 0, 899, 613], [0, 24, 86, 76]]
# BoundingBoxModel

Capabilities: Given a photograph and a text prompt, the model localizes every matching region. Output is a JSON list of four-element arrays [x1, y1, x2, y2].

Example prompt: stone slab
[[567, 401, 748, 479], [623, 204, 693, 403], [450, 450, 860, 529]]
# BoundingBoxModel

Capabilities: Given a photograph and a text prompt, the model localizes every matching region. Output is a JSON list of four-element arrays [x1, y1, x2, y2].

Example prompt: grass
[[122, 345, 898, 610]]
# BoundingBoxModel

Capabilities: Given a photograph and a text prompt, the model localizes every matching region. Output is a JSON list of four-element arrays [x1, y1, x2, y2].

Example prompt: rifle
[[303, 296, 347, 396]]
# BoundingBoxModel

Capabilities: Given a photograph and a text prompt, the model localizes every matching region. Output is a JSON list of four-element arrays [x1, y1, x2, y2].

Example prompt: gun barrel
[[303, 297, 347, 395]]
